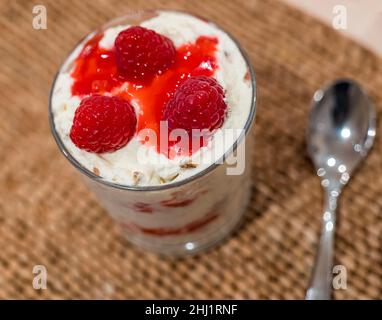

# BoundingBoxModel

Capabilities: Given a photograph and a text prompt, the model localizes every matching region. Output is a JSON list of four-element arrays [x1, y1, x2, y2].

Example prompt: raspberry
[[114, 26, 176, 82], [69, 95, 137, 153], [162, 76, 227, 134]]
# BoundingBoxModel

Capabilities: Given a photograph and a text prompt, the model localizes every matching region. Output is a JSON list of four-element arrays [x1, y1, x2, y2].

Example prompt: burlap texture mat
[[1, 0, 381, 299]]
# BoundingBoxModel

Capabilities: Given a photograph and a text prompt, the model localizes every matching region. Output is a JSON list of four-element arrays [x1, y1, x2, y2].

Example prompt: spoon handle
[[306, 192, 338, 300]]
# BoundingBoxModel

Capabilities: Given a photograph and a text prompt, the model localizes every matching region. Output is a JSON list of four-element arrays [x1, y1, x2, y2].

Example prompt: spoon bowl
[[308, 79, 376, 186]]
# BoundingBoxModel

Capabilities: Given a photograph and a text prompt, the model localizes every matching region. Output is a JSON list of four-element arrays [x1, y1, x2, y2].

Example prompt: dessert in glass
[[49, 10, 256, 256]]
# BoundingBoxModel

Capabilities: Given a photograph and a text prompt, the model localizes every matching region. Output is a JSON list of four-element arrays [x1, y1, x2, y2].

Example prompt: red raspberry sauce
[[71, 33, 121, 95], [121, 212, 218, 236], [70, 32, 218, 156]]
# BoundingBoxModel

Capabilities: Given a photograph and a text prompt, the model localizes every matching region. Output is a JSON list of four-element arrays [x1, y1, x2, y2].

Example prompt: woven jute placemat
[[1, 0, 381, 299]]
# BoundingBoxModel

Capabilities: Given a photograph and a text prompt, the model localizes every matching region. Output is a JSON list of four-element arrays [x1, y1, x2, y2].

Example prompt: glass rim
[[48, 9, 257, 192]]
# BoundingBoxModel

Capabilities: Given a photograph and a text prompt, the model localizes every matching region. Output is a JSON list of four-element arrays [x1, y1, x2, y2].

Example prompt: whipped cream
[[52, 11, 253, 187]]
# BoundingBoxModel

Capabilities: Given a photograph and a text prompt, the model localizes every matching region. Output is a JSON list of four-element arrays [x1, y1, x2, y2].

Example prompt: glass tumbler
[[49, 10, 257, 256]]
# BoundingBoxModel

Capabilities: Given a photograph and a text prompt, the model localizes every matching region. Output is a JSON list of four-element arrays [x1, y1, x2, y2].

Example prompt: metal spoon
[[305, 79, 376, 300]]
